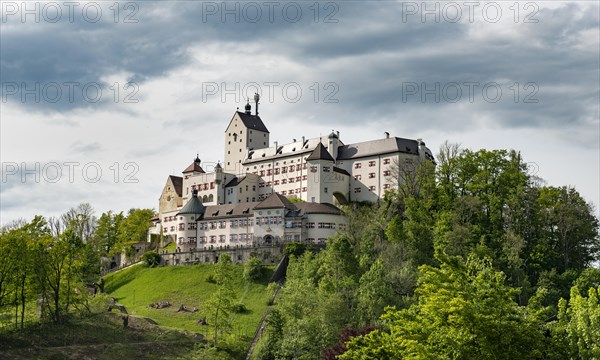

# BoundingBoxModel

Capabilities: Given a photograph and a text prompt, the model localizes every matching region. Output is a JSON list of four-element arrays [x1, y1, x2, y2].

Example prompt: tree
[[552, 285, 600, 359], [204, 254, 237, 348], [91, 211, 124, 255], [243, 256, 264, 282], [116, 208, 155, 254], [341, 253, 545, 359]]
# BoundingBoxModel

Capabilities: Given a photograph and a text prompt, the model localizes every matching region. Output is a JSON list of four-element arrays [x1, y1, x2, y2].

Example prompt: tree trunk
[[20, 274, 26, 329]]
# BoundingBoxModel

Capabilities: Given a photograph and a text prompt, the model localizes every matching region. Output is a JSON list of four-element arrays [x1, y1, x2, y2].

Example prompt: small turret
[[245, 99, 251, 115]]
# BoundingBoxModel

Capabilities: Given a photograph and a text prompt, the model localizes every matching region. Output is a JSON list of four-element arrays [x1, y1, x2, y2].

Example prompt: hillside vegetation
[[104, 263, 274, 336]]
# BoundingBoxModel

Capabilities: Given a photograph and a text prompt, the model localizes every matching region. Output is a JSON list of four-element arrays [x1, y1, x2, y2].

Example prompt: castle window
[[369, 173, 376, 178], [289, 165, 294, 172], [354, 188, 361, 193], [384, 184, 391, 189], [323, 166, 330, 172], [369, 186, 376, 191], [274, 180, 279, 185], [296, 165, 301, 171], [178, 223, 185, 231], [324, 187, 328, 193], [306, 222, 315, 228], [369, 161, 376, 167], [282, 179, 287, 184], [302, 175, 307, 180], [383, 158, 391, 164], [383, 170, 391, 176], [354, 163, 362, 169], [281, 167, 287, 173], [281, 191, 287, 195], [302, 187, 307, 192]]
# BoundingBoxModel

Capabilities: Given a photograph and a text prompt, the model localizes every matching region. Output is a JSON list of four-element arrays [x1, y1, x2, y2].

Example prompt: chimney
[[302, 136, 305, 144], [384, 132, 390, 139], [293, 138, 296, 143], [336, 131, 340, 138], [274, 141, 278, 150]]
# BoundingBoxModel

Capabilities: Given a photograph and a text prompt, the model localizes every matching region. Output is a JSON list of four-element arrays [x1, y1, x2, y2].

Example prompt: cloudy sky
[[1, 0, 599, 224]]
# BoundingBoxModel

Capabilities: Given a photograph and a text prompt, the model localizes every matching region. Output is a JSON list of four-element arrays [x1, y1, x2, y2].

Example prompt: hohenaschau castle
[[147, 95, 434, 266]]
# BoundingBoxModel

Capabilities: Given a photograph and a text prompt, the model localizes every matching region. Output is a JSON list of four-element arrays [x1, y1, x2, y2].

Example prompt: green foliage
[[283, 242, 307, 257], [232, 303, 248, 313], [552, 285, 600, 359], [204, 254, 237, 347], [141, 251, 161, 267], [115, 208, 155, 253], [244, 256, 264, 282], [341, 254, 545, 359]]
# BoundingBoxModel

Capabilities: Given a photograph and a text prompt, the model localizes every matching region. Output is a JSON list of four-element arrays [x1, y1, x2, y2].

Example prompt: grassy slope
[[0, 312, 195, 360], [104, 264, 274, 341]]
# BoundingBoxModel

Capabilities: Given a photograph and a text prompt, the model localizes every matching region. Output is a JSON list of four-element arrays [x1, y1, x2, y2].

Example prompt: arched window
[[208, 194, 214, 202], [202, 195, 208, 202]]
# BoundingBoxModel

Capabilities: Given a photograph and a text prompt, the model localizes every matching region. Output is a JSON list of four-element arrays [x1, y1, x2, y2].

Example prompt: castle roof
[[306, 142, 335, 162], [254, 193, 297, 210], [333, 167, 350, 176], [244, 135, 342, 164], [168, 175, 183, 197], [337, 137, 421, 160], [177, 192, 206, 216], [293, 202, 343, 216], [200, 202, 260, 220], [182, 162, 205, 174], [235, 111, 269, 133], [224, 176, 246, 188]]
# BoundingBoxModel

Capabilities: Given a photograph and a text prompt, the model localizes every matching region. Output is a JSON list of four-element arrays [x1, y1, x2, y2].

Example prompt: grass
[[0, 263, 275, 359], [103, 263, 275, 351], [0, 312, 195, 360]]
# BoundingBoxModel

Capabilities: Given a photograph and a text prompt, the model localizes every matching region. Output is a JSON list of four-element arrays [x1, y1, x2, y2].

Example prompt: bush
[[141, 251, 161, 267], [232, 303, 248, 313], [206, 273, 217, 283], [284, 242, 307, 257], [244, 256, 264, 282]]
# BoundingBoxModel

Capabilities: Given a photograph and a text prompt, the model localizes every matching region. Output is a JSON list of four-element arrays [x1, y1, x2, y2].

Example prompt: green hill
[[104, 263, 274, 347]]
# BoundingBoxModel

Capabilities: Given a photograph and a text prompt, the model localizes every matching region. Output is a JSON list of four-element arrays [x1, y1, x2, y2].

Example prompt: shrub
[[206, 273, 217, 283], [232, 303, 248, 313], [141, 251, 161, 267], [244, 256, 264, 282], [284, 242, 307, 257]]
